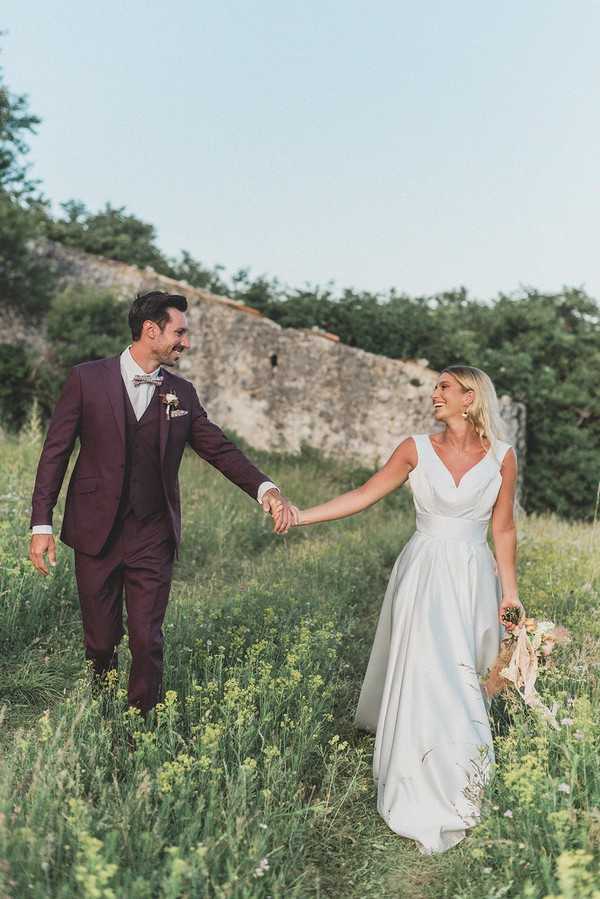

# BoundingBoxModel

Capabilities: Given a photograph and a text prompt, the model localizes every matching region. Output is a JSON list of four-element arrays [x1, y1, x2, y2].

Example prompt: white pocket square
[[170, 409, 188, 418]]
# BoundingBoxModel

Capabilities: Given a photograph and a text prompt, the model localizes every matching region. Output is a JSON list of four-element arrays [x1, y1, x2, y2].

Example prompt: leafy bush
[[25, 284, 130, 414], [169, 249, 229, 295], [476, 290, 600, 519], [44, 201, 229, 294], [44, 200, 174, 273], [0, 344, 33, 431], [45, 283, 130, 370]]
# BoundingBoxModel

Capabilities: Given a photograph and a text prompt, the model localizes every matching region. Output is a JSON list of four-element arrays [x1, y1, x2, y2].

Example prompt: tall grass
[[0, 422, 598, 898]]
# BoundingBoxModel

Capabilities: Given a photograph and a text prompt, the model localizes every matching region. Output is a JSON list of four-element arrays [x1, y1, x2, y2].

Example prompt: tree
[[0, 52, 40, 198], [44, 202, 231, 296], [169, 250, 229, 295], [0, 45, 55, 316], [475, 289, 600, 519], [45, 200, 175, 272]]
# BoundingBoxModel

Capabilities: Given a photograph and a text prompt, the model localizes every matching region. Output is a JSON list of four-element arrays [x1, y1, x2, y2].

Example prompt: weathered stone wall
[[15, 242, 527, 474]]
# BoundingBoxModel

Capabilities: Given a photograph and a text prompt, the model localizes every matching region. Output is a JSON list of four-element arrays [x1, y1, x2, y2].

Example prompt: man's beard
[[160, 346, 184, 367]]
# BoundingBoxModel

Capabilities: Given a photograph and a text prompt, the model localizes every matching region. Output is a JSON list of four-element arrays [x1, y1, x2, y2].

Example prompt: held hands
[[260, 488, 300, 535], [29, 534, 57, 576], [274, 503, 300, 534]]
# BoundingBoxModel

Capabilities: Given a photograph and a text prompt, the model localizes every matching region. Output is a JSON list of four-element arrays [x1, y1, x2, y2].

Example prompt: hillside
[[1, 426, 599, 897]]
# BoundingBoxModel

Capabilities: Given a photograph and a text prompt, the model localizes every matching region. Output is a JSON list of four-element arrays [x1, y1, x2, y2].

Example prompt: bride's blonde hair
[[441, 365, 507, 453]]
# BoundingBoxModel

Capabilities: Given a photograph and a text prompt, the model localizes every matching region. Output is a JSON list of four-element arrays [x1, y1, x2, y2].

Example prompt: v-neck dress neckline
[[426, 435, 491, 489]]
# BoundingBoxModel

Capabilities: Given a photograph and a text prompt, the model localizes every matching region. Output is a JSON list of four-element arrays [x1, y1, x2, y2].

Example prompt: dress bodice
[[408, 434, 511, 531]]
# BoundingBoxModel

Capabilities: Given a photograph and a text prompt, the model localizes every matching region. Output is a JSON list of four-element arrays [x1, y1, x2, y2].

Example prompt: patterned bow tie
[[133, 374, 163, 387]]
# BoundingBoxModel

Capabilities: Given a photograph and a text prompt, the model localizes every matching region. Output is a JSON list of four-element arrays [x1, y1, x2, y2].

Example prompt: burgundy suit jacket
[[30, 356, 271, 555]]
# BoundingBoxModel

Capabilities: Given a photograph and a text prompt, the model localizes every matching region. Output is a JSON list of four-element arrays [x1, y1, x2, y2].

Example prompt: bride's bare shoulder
[[392, 436, 419, 469]]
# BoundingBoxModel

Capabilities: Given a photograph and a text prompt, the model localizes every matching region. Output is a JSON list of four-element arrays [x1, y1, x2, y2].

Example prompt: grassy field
[[0, 421, 599, 898]]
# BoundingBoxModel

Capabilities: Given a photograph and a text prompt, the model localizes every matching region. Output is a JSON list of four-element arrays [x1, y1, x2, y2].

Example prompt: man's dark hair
[[128, 291, 188, 341]]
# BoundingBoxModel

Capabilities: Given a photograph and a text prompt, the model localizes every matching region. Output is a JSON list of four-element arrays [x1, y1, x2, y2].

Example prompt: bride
[[282, 365, 524, 854]]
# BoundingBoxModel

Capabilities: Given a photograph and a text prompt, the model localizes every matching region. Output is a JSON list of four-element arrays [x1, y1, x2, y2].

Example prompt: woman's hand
[[499, 597, 525, 632]]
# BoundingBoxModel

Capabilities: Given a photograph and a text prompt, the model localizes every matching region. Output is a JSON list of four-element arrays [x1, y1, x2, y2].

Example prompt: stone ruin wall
[[13, 242, 527, 475]]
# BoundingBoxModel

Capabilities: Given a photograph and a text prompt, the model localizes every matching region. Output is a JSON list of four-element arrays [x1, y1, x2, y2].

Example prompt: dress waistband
[[415, 512, 488, 545]]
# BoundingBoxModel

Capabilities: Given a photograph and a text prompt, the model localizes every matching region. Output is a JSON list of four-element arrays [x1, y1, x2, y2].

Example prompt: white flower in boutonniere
[[159, 391, 180, 419]]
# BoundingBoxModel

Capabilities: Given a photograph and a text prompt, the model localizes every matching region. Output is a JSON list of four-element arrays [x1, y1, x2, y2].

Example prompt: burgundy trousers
[[74, 510, 175, 712]]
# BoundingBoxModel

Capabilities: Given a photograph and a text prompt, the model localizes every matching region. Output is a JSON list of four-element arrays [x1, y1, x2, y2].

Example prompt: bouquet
[[483, 606, 571, 729]]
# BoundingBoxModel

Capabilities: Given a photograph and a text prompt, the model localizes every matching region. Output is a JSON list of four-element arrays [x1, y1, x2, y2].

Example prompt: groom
[[29, 290, 293, 712]]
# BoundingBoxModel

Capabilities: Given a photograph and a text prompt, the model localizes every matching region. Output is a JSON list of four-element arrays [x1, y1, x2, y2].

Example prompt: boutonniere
[[159, 391, 187, 420]]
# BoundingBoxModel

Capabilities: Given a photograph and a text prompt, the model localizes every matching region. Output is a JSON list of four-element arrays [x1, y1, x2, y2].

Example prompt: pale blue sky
[[4, 1, 600, 298]]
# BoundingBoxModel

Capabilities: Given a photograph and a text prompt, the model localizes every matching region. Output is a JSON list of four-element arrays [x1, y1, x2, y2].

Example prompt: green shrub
[[19, 284, 131, 416], [0, 344, 33, 431], [0, 192, 56, 317], [44, 200, 173, 273], [46, 283, 130, 369]]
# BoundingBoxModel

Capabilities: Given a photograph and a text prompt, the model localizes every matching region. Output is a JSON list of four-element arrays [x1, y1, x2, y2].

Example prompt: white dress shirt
[[31, 347, 278, 534], [121, 345, 161, 421]]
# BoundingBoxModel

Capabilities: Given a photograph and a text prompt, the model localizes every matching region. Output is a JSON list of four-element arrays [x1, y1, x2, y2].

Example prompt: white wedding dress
[[354, 433, 511, 854]]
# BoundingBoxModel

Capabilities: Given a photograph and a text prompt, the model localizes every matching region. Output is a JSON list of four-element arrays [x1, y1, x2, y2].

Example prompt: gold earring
[[462, 409, 469, 419]]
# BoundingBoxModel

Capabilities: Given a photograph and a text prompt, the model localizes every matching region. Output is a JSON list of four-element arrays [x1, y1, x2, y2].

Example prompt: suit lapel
[[159, 367, 171, 466], [104, 356, 126, 448]]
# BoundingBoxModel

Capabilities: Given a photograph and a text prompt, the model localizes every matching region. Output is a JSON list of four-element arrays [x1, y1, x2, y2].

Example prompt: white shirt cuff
[[257, 481, 279, 504], [32, 525, 53, 535]]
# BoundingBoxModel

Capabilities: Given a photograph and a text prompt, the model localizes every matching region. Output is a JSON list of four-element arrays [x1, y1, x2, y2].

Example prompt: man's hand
[[261, 488, 295, 535], [29, 534, 57, 576]]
